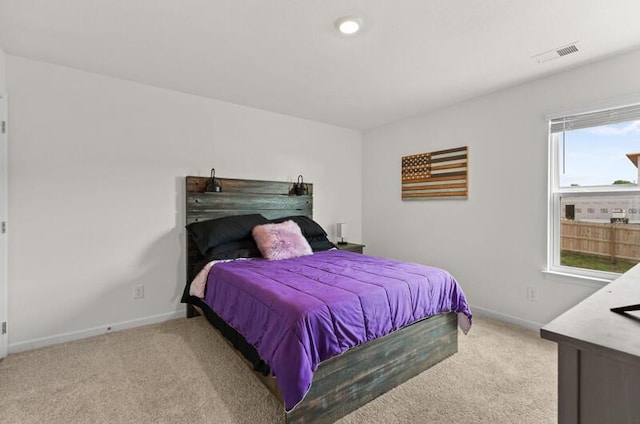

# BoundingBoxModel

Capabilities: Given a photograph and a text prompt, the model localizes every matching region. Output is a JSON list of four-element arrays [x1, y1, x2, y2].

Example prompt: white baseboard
[[8, 310, 186, 354], [470, 304, 544, 332], [8, 306, 542, 354]]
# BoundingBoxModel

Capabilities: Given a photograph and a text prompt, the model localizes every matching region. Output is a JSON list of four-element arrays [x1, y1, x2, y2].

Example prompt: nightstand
[[336, 243, 365, 254]]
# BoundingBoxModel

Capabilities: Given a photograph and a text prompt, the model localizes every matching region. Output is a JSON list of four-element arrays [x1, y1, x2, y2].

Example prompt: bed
[[181, 175, 471, 423]]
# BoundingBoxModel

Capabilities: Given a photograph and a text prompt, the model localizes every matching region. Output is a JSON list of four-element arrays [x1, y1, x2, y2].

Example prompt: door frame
[[0, 94, 7, 358]]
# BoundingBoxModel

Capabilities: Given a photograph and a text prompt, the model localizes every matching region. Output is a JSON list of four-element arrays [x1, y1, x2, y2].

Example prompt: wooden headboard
[[185, 176, 313, 224], [185, 175, 314, 281]]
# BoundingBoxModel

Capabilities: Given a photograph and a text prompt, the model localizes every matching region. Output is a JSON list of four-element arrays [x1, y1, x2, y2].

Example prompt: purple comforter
[[203, 249, 471, 411]]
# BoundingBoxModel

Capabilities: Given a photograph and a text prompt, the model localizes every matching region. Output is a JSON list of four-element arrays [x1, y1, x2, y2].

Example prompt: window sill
[[542, 269, 611, 288]]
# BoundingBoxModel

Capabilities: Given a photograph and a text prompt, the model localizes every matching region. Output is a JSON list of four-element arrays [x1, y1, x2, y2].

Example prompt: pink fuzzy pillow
[[252, 220, 313, 260]]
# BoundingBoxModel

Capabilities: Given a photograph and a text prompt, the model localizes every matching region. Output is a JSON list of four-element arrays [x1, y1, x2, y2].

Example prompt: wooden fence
[[561, 220, 640, 261]]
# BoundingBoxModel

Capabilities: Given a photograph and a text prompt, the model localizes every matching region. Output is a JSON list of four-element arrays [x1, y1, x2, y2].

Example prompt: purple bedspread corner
[[203, 249, 471, 411]]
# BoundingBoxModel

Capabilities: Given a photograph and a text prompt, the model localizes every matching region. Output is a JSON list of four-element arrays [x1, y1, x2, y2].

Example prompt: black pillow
[[270, 215, 327, 237], [186, 214, 269, 255], [307, 234, 336, 252], [204, 239, 262, 260], [185, 238, 264, 292]]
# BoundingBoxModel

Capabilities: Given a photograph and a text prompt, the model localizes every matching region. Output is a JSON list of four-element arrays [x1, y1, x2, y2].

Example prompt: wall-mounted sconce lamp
[[293, 174, 308, 196], [205, 168, 222, 192], [336, 222, 348, 245]]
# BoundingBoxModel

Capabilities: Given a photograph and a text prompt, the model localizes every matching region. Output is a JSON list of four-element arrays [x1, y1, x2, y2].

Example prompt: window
[[548, 103, 640, 279]]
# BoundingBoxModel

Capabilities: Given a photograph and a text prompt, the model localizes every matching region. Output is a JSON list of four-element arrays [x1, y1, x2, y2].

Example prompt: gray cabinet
[[541, 266, 640, 424]]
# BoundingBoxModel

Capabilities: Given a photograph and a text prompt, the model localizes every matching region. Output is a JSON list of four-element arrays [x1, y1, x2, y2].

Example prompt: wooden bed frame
[[184, 175, 459, 424]]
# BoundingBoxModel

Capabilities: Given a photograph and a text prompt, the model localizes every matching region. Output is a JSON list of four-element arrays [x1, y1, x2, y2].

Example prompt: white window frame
[[547, 103, 640, 282]]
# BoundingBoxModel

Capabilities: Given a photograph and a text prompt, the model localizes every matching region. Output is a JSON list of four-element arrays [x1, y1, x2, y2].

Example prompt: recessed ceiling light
[[336, 16, 362, 35]]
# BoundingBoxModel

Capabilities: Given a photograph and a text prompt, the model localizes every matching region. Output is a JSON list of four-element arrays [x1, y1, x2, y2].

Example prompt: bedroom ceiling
[[1, 1, 640, 130]]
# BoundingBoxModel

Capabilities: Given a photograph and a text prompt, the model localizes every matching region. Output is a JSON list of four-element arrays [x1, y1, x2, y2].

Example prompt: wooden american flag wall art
[[401, 146, 468, 200]]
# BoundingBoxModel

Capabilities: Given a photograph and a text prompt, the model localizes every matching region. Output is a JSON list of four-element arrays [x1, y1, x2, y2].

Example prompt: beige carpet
[[0, 316, 557, 423]]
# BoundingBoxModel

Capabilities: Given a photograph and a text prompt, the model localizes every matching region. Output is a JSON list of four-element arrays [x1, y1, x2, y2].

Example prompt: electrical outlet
[[526, 286, 538, 302], [133, 284, 144, 299]]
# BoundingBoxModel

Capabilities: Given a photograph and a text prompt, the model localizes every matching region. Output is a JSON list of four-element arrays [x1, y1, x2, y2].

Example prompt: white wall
[[7, 55, 362, 349], [363, 48, 640, 328], [0, 45, 6, 92]]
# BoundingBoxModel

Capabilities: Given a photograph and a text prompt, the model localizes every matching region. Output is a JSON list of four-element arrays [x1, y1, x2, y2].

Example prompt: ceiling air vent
[[532, 42, 580, 63]]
